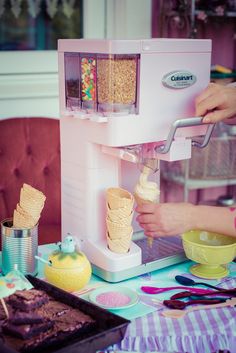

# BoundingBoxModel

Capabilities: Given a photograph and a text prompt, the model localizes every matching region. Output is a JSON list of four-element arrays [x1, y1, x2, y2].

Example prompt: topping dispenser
[[58, 39, 214, 282]]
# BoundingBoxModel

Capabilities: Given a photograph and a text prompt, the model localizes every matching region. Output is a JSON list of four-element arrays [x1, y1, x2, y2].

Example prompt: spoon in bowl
[[35, 255, 52, 266], [141, 286, 215, 295], [162, 297, 236, 319], [175, 275, 222, 290]]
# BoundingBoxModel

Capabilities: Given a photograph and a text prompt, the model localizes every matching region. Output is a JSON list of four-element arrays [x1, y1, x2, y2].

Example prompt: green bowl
[[182, 230, 236, 279]]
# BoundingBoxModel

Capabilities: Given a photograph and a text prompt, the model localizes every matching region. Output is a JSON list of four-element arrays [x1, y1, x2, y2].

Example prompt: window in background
[[0, 0, 83, 50], [152, 0, 236, 70]]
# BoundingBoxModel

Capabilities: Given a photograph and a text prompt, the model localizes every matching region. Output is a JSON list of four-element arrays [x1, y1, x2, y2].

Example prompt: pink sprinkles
[[96, 291, 131, 307]]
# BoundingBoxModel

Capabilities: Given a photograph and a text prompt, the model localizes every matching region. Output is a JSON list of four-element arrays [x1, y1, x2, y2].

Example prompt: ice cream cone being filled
[[134, 166, 160, 247], [134, 193, 153, 207]]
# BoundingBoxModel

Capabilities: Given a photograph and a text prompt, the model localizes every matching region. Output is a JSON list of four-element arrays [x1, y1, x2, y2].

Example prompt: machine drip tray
[[135, 236, 184, 264], [92, 235, 187, 283]]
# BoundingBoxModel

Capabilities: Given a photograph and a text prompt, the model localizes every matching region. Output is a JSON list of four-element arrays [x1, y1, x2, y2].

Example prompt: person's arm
[[195, 82, 236, 123], [136, 203, 236, 238]]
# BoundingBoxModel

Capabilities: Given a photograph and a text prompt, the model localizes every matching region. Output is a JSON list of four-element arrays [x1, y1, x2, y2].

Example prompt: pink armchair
[[0, 117, 61, 245]]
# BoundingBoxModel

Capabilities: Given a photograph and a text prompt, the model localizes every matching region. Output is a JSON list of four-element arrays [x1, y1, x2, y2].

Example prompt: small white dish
[[89, 286, 139, 310]]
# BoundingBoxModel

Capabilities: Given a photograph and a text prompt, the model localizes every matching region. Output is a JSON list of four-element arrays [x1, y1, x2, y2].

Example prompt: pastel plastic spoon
[[175, 275, 221, 290], [35, 255, 52, 266], [163, 297, 227, 310], [141, 286, 215, 295], [171, 289, 236, 300], [162, 297, 236, 319]]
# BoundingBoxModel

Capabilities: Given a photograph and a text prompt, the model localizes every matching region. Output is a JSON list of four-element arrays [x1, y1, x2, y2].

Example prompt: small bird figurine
[[58, 235, 76, 253]]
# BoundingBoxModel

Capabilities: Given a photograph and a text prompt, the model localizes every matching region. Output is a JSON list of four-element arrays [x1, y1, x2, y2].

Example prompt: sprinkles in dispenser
[[81, 56, 97, 102]]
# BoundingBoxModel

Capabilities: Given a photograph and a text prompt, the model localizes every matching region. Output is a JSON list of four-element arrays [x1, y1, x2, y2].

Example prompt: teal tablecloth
[[1, 244, 236, 353]]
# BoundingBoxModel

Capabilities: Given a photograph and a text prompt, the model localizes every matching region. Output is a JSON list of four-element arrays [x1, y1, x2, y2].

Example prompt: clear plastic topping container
[[64, 52, 139, 116]]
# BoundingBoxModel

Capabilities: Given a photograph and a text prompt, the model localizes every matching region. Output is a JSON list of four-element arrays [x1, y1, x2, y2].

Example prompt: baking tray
[[0, 275, 130, 353]]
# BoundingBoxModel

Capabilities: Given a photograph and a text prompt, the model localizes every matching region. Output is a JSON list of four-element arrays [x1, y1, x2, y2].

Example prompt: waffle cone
[[106, 187, 134, 210], [20, 187, 45, 208], [19, 203, 41, 222], [107, 211, 134, 225], [13, 209, 36, 228], [20, 188, 45, 221], [106, 204, 133, 220], [106, 219, 133, 239], [23, 183, 46, 201], [107, 230, 133, 253], [16, 203, 37, 222]]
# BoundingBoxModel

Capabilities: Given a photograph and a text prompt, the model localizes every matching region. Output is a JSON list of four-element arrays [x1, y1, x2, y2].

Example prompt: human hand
[[195, 83, 236, 123], [135, 202, 196, 237]]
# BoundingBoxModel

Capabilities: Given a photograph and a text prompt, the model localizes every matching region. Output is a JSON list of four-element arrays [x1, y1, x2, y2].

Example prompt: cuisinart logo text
[[162, 70, 197, 89]]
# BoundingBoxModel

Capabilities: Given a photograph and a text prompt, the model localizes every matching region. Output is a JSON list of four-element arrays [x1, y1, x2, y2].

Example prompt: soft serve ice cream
[[134, 166, 160, 205], [134, 166, 160, 247]]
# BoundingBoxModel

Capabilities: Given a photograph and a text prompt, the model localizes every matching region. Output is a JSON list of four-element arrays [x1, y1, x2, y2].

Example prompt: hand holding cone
[[134, 166, 160, 248]]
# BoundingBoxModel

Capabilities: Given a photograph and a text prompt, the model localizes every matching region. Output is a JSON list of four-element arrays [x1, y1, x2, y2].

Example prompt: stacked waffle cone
[[106, 187, 134, 254], [13, 184, 46, 228]]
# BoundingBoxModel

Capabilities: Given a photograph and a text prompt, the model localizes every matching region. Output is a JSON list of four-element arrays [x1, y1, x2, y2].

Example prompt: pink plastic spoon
[[141, 286, 216, 295]]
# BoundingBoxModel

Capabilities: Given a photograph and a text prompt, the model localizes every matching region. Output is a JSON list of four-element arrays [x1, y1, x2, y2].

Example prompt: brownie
[[7, 289, 49, 311], [3, 318, 54, 339], [19, 313, 95, 352], [1, 289, 96, 353], [9, 311, 44, 325], [37, 299, 71, 318]]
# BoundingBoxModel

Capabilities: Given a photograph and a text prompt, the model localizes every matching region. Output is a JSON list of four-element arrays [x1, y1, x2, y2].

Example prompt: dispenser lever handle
[[155, 117, 215, 154]]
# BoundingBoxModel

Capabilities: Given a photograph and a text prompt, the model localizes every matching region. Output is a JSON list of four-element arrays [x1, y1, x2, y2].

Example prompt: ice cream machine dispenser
[[58, 39, 214, 282]]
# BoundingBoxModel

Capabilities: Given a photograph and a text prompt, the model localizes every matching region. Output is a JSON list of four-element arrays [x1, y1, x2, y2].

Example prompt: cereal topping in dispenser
[[97, 55, 137, 110]]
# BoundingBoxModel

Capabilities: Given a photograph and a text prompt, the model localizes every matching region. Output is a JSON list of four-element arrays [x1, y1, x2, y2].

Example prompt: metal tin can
[[1, 218, 38, 276]]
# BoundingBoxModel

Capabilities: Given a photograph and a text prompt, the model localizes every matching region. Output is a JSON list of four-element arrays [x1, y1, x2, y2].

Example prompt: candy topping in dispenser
[[81, 56, 96, 103]]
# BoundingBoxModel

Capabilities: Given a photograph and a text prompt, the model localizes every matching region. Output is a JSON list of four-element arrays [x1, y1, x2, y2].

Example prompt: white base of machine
[[89, 234, 187, 282], [81, 238, 142, 272], [92, 252, 187, 283]]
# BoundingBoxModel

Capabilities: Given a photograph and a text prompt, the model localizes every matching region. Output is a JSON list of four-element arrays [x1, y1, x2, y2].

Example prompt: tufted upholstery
[[0, 117, 61, 245]]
